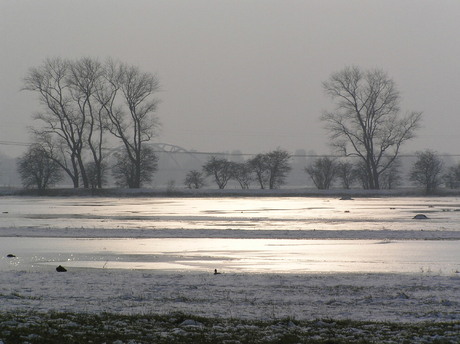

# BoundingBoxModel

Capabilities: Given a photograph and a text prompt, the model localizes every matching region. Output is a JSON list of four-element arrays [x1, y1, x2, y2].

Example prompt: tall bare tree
[[99, 60, 161, 188], [322, 66, 422, 189], [24, 57, 160, 189], [23, 58, 87, 187], [68, 57, 107, 188]]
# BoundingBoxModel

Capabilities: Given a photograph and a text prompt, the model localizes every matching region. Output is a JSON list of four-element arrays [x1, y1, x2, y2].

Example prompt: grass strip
[[0, 311, 459, 344]]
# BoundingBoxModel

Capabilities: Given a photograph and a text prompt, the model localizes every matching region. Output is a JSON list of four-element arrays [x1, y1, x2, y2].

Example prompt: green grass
[[0, 312, 458, 344]]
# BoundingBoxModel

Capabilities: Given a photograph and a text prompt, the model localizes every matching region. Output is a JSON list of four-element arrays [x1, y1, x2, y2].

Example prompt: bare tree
[[336, 161, 357, 189], [184, 170, 205, 189], [17, 144, 62, 190], [229, 162, 252, 189], [248, 149, 292, 189], [68, 57, 107, 188], [380, 158, 402, 189], [99, 60, 161, 188], [23, 58, 88, 188], [203, 156, 232, 189], [247, 153, 269, 189], [322, 66, 422, 189], [443, 162, 460, 189], [410, 150, 443, 194], [112, 146, 158, 188], [305, 157, 337, 190], [86, 161, 108, 189]]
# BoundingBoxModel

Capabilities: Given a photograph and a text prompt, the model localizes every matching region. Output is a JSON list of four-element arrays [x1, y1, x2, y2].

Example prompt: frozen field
[[0, 196, 459, 342]]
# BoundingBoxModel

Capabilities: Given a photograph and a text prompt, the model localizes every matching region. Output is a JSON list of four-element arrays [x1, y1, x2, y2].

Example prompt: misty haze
[[1, 1, 459, 343]]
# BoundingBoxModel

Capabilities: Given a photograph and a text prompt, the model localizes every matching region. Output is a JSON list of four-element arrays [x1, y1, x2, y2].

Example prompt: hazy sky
[[1, 0, 460, 157]]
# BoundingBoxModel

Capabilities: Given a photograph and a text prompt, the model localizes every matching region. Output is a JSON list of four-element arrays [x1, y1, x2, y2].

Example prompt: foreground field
[[1, 312, 459, 344], [1, 270, 459, 343]]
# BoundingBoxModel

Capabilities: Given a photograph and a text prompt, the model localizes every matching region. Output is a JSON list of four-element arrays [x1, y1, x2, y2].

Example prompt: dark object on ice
[[214, 269, 221, 275], [413, 214, 429, 220], [6, 254, 16, 258], [339, 196, 353, 200], [56, 265, 67, 272]]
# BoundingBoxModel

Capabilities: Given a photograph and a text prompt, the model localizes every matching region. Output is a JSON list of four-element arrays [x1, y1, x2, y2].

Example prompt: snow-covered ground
[[0, 196, 459, 342], [1, 269, 459, 323]]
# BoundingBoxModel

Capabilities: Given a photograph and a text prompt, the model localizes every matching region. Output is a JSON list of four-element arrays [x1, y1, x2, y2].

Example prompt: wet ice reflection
[[1, 196, 460, 231], [1, 237, 459, 274]]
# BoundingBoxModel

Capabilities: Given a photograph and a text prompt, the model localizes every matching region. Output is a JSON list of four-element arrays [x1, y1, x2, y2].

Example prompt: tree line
[[180, 150, 459, 194], [19, 60, 456, 193], [185, 149, 292, 190], [304, 151, 457, 194]]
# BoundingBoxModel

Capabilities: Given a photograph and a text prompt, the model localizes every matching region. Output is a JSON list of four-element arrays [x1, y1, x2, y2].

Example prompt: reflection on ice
[[1, 237, 459, 275], [0, 196, 459, 274], [1, 196, 460, 233]]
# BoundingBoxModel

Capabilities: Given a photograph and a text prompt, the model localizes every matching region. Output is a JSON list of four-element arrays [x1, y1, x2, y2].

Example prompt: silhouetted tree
[[380, 158, 402, 189], [86, 161, 108, 189], [17, 144, 62, 189], [112, 146, 158, 188], [322, 66, 422, 189], [305, 157, 337, 190], [99, 60, 161, 188], [248, 149, 292, 189], [443, 162, 460, 189], [229, 162, 252, 189], [247, 153, 269, 189], [184, 170, 205, 189], [69, 57, 107, 188], [336, 161, 357, 189], [410, 150, 443, 194], [24, 57, 161, 189], [23, 58, 88, 188], [203, 156, 232, 189]]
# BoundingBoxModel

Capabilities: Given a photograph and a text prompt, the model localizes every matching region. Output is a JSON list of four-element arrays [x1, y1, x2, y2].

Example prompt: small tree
[[443, 162, 460, 189], [203, 156, 232, 189], [247, 153, 269, 189], [184, 170, 205, 189], [17, 144, 62, 189], [266, 149, 292, 189], [336, 161, 357, 189], [248, 149, 292, 189], [410, 150, 443, 194], [380, 158, 402, 189], [112, 146, 158, 188], [230, 162, 252, 189], [305, 157, 337, 190], [86, 161, 108, 189]]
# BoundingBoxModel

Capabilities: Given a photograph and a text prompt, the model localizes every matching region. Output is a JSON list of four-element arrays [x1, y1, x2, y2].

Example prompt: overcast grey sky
[[1, 0, 460, 157]]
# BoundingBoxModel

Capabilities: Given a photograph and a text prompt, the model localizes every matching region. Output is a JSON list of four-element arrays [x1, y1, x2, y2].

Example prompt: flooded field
[[1, 195, 460, 232], [0, 196, 459, 274]]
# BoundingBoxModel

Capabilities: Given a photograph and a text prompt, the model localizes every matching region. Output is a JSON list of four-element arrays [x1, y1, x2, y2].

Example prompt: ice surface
[[0, 196, 459, 323]]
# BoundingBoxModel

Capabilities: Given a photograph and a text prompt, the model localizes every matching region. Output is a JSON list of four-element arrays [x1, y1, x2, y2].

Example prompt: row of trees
[[182, 149, 460, 194], [305, 150, 459, 194], [184, 149, 292, 190], [21, 57, 161, 189], [305, 157, 401, 190], [18, 62, 429, 191]]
